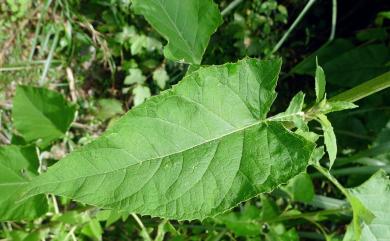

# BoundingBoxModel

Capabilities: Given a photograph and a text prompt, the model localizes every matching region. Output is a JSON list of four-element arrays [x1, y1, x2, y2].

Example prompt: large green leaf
[[132, 0, 222, 64], [0, 145, 48, 221], [25, 59, 315, 220], [12, 86, 76, 148], [347, 170, 390, 240]]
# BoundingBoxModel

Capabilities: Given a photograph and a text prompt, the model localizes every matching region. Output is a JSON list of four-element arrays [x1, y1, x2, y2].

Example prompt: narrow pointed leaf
[[317, 114, 337, 169], [272, 91, 306, 130], [315, 59, 326, 103], [322, 101, 358, 114], [132, 0, 223, 64], [0, 145, 48, 221], [25, 59, 315, 220]]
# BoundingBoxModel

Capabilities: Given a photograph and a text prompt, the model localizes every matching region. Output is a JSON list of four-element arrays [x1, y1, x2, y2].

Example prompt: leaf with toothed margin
[[132, 0, 222, 64], [24, 58, 315, 220]]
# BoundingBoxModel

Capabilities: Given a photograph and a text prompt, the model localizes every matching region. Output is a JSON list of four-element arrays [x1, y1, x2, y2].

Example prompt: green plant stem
[[39, 30, 60, 86], [272, 0, 317, 53], [29, 0, 53, 61], [329, 0, 337, 41], [260, 207, 350, 225], [330, 71, 390, 102], [221, 0, 243, 16], [312, 165, 390, 178], [308, 195, 347, 210], [313, 164, 350, 199], [131, 213, 152, 241]]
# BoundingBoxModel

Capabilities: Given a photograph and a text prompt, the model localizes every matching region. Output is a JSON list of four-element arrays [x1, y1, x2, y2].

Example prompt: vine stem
[[329, 71, 390, 103], [260, 207, 350, 225], [131, 213, 152, 241], [272, 0, 317, 53], [313, 164, 350, 199]]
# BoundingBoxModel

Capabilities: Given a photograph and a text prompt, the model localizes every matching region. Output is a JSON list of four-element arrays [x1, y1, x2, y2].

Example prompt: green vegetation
[[1, 0, 390, 240]]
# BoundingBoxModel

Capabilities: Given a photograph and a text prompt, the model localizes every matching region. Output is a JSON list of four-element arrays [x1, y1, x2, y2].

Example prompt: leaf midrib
[[34, 119, 270, 187], [33, 108, 305, 188]]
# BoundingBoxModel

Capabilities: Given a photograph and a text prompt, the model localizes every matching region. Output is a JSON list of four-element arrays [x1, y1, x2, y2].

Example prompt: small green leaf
[[271, 91, 305, 122], [282, 173, 315, 203], [96, 99, 124, 121], [322, 101, 358, 114], [81, 219, 103, 241], [131, 35, 147, 55], [216, 205, 262, 236], [132, 0, 223, 64], [317, 114, 337, 169], [124, 68, 146, 85], [132, 85, 151, 106], [153, 67, 169, 89], [315, 58, 326, 103], [286, 91, 305, 115], [271, 91, 306, 130], [0, 145, 48, 221], [12, 86, 76, 149], [309, 146, 325, 165]]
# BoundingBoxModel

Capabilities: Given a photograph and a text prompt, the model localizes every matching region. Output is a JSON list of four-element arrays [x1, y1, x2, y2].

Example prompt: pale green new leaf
[[25, 59, 315, 220], [322, 101, 358, 114], [153, 67, 169, 89], [96, 99, 124, 121], [317, 114, 337, 169], [315, 59, 326, 103], [0, 145, 48, 221], [132, 85, 151, 106], [12, 86, 76, 148], [271, 91, 305, 122], [271, 91, 306, 130], [124, 68, 146, 85], [348, 170, 390, 241], [132, 0, 223, 64]]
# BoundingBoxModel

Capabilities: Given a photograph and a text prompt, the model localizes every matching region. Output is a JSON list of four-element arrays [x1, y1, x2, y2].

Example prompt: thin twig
[[66, 67, 77, 102], [131, 213, 152, 241], [39, 30, 60, 86], [0, 132, 10, 145], [64, 226, 77, 241], [51, 194, 60, 214], [272, 0, 317, 53], [71, 122, 94, 131], [221, 0, 243, 16], [329, 0, 337, 42], [29, 0, 54, 61]]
